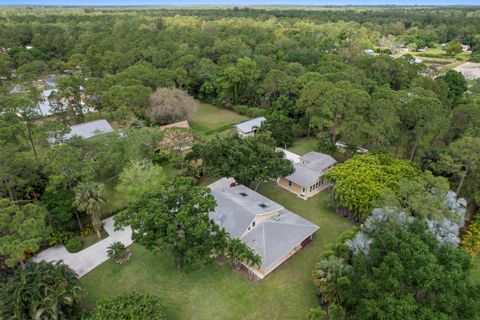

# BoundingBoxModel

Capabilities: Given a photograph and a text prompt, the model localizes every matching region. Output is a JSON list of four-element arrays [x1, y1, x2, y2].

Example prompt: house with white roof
[[209, 178, 319, 279], [48, 119, 113, 145], [234, 117, 266, 137], [277, 151, 337, 198]]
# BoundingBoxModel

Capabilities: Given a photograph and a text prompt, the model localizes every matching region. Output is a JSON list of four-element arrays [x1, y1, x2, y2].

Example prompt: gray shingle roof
[[209, 178, 319, 274], [234, 117, 266, 134], [285, 163, 322, 188], [285, 152, 337, 188], [242, 209, 319, 272], [48, 119, 113, 144]]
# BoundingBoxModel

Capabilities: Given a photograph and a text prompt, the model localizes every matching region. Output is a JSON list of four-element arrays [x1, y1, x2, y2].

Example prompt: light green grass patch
[[190, 103, 248, 137]]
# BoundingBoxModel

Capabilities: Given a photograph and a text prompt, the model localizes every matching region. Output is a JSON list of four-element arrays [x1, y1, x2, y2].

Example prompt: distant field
[[189, 103, 248, 137]]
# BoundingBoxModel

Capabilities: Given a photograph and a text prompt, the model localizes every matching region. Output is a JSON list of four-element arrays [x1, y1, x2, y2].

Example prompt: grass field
[[190, 103, 248, 138], [287, 137, 319, 155], [81, 183, 353, 320]]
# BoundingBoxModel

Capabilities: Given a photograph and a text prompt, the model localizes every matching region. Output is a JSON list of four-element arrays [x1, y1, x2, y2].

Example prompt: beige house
[[277, 151, 337, 198], [209, 178, 319, 279]]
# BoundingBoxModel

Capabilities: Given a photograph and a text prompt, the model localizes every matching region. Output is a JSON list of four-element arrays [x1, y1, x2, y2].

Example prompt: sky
[[1, 0, 480, 6]]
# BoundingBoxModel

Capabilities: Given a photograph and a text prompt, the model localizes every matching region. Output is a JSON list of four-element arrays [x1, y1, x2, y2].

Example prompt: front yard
[[81, 183, 353, 320]]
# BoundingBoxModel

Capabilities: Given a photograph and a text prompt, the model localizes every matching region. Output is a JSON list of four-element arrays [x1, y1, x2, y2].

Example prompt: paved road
[[33, 216, 132, 277]]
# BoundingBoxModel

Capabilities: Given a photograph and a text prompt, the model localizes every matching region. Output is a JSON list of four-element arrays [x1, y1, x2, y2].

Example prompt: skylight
[[258, 203, 268, 208], [239, 192, 248, 197]]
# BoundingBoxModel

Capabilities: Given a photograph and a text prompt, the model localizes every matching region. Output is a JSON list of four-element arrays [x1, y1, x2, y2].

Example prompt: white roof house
[[37, 89, 59, 116], [209, 178, 319, 279], [234, 117, 266, 137], [48, 119, 113, 145]]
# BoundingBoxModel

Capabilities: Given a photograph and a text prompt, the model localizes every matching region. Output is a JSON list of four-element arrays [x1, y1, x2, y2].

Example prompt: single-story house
[[48, 119, 113, 145], [37, 89, 59, 117], [234, 117, 266, 137], [277, 151, 337, 198], [209, 178, 319, 279]]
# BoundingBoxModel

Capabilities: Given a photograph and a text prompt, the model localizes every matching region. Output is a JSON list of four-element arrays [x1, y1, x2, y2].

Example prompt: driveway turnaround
[[33, 216, 132, 278]]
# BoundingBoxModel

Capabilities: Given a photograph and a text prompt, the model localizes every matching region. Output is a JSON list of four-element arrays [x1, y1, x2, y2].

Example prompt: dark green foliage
[[90, 292, 165, 320], [115, 177, 260, 271], [344, 221, 480, 320], [191, 135, 294, 188], [438, 70, 468, 105], [0, 262, 83, 320], [65, 236, 83, 253]]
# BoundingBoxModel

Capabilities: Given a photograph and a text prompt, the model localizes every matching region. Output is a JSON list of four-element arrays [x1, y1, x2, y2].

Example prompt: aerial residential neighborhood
[[1, 4, 480, 320]]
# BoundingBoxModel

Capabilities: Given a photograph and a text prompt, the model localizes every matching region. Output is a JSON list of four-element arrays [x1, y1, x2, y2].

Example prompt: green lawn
[[190, 103, 248, 138], [81, 183, 353, 320], [287, 137, 319, 155]]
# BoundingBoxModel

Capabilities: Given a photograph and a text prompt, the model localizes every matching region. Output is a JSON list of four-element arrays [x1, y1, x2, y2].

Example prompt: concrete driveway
[[33, 216, 132, 277]]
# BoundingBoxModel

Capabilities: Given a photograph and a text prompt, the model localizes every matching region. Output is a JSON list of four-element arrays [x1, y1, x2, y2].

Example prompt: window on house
[[258, 203, 268, 208], [309, 186, 312, 192], [288, 180, 292, 187], [239, 192, 248, 197]]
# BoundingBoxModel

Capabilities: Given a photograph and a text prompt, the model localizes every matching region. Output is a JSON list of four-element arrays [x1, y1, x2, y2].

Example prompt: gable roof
[[242, 209, 319, 271], [209, 178, 319, 273], [300, 152, 337, 172], [234, 117, 266, 134], [48, 119, 113, 144], [285, 152, 337, 188]]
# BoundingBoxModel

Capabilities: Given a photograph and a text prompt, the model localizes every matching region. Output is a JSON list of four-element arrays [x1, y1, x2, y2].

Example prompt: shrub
[[65, 236, 82, 253], [152, 150, 171, 165], [49, 230, 75, 246], [0, 262, 82, 320], [79, 224, 94, 238], [90, 292, 165, 320], [233, 105, 266, 118], [107, 241, 130, 263]]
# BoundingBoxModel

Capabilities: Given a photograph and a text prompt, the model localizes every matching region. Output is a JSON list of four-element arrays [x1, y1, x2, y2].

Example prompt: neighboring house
[[453, 62, 480, 80], [48, 119, 113, 145], [234, 117, 266, 137], [37, 89, 59, 117], [209, 178, 319, 279], [277, 151, 337, 199], [335, 141, 368, 154], [364, 49, 374, 56]]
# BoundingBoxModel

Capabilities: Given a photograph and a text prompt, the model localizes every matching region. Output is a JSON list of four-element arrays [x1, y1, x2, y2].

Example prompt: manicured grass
[[190, 103, 248, 137], [287, 137, 319, 156], [81, 183, 353, 320]]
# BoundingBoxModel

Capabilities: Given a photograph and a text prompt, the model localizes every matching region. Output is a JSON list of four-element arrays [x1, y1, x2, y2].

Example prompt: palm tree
[[73, 181, 106, 239], [313, 255, 352, 304], [107, 241, 129, 263], [2, 261, 82, 320]]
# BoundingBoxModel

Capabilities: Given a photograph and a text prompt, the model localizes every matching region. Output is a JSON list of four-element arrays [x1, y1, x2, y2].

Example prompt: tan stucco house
[[209, 178, 319, 279], [277, 150, 337, 198]]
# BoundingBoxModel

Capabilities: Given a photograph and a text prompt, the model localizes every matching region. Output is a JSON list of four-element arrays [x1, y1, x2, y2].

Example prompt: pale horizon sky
[[1, 0, 479, 6]]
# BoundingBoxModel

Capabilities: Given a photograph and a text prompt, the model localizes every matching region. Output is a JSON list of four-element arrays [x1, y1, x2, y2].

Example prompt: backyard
[[81, 184, 353, 319], [189, 102, 249, 138]]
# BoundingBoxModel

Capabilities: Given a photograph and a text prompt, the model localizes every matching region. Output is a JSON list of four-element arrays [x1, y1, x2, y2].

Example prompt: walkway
[[33, 216, 132, 278]]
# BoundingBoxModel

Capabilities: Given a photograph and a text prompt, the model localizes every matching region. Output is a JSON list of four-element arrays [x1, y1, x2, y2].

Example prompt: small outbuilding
[[277, 151, 337, 199], [48, 119, 113, 145], [234, 117, 266, 137]]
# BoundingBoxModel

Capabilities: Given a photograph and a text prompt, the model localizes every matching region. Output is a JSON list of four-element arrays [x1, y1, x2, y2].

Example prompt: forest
[[0, 5, 480, 320]]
